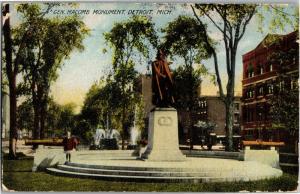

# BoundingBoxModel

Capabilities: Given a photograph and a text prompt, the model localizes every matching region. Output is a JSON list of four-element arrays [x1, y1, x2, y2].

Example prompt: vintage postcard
[[1, 1, 299, 192]]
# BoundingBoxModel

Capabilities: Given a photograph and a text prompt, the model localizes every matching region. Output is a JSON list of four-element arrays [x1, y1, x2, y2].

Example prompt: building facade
[[197, 96, 242, 137], [241, 31, 298, 142]]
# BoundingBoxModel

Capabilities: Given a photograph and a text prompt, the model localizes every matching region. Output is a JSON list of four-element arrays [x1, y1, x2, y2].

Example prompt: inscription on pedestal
[[158, 116, 172, 126]]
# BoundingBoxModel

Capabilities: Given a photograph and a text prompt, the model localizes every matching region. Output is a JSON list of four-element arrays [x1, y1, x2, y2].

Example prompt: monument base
[[141, 108, 186, 161]]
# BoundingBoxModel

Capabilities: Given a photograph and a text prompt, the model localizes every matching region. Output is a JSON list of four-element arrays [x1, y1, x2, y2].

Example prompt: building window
[[198, 100, 207, 109], [249, 90, 254, 98], [291, 79, 298, 90], [234, 114, 240, 123], [279, 81, 285, 91], [270, 64, 273, 72], [257, 64, 264, 75], [257, 105, 264, 121], [267, 84, 274, 94], [234, 103, 239, 111], [248, 71, 253, 78], [248, 63, 254, 78], [257, 86, 264, 96], [260, 66, 264, 74], [247, 90, 250, 98], [257, 112, 263, 121], [259, 87, 263, 96]]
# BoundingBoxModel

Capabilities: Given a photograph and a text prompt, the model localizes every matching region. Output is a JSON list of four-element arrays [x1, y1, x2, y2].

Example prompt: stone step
[[188, 154, 238, 160], [74, 157, 136, 160], [57, 165, 212, 177], [182, 150, 241, 160], [46, 167, 245, 183], [76, 150, 135, 154], [66, 162, 223, 173], [74, 151, 138, 159]]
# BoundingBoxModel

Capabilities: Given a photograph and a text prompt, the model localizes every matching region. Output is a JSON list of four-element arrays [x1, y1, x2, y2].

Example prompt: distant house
[[241, 31, 298, 144]]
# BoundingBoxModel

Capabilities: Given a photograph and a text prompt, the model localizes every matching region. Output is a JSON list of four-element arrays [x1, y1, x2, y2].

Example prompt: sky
[[9, 3, 297, 113]]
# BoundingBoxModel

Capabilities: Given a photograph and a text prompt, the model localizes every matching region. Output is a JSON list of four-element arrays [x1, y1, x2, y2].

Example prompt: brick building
[[197, 96, 242, 137], [241, 31, 298, 142]]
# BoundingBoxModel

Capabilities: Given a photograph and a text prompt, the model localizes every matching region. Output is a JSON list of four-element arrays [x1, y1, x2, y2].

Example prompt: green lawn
[[2, 157, 299, 192]]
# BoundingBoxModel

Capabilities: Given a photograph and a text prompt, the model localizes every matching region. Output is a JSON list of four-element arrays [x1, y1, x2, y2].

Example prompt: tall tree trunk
[[32, 100, 40, 149], [226, 47, 236, 152], [8, 78, 18, 158], [40, 97, 47, 139], [3, 4, 18, 159], [40, 104, 46, 139], [225, 101, 234, 151], [188, 64, 194, 150], [31, 81, 40, 143], [188, 112, 193, 150], [33, 105, 40, 139], [224, 75, 235, 152], [121, 103, 126, 150]]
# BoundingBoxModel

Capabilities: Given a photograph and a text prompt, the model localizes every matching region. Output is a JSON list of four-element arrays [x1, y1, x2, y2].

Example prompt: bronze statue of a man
[[152, 49, 175, 107]]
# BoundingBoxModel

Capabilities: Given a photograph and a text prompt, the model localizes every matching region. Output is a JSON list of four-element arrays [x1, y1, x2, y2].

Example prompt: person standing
[[62, 131, 78, 163]]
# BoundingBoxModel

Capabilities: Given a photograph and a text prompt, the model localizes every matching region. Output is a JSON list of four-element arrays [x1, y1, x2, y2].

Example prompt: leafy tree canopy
[[104, 15, 158, 69], [161, 15, 212, 67]]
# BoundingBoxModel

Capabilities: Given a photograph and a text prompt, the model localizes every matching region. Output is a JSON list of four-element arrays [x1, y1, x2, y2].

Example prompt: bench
[[242, 141, 285, 169], [25, 138, 63, 146], [242, 140, 284, 150]]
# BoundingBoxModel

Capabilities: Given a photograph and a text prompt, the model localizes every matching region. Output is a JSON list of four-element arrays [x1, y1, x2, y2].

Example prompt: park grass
[[2, 157, 299, 192]]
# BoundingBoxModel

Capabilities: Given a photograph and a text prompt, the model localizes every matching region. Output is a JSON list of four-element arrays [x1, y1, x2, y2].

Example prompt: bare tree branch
[[196, 5, 230, 40], [191, 5, 225, 100], [238, 9, 255, 41]]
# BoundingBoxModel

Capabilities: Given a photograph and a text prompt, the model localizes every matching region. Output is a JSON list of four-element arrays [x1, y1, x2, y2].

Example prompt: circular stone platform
[[46, 151, 282, 183]]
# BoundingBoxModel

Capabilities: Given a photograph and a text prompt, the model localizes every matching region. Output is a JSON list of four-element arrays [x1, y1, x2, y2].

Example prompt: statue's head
[[156, 49, 166, 60]]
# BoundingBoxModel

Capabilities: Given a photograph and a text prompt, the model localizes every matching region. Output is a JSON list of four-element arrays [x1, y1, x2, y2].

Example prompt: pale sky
[[10, 3, 297, 113]]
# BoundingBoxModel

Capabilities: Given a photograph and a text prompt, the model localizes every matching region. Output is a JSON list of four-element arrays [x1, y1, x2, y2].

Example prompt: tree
[[173, 64, 212, 148], [45, 99, 63, 137], [104, 16, 158, 149], [269, 44, 299, 138], [190, 5, 257, 151], [17, 99, 34, 135], [72, 119, 92, 143], [81, 78, 123, 130], [2, 3, 56, 158], [162, 15, 211, 67], [162, 15, 213, 149], [56, 103, 76, 134], [18, 4, 89, 140], [270, 89, 298, 135], [190, 4, 299, 151]]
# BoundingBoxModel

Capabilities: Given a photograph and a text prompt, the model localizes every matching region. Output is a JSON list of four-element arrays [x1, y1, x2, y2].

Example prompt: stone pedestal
[[243, 148, 280, 169], [142, 108, 186, 161], [32, 146, 65, 171]]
